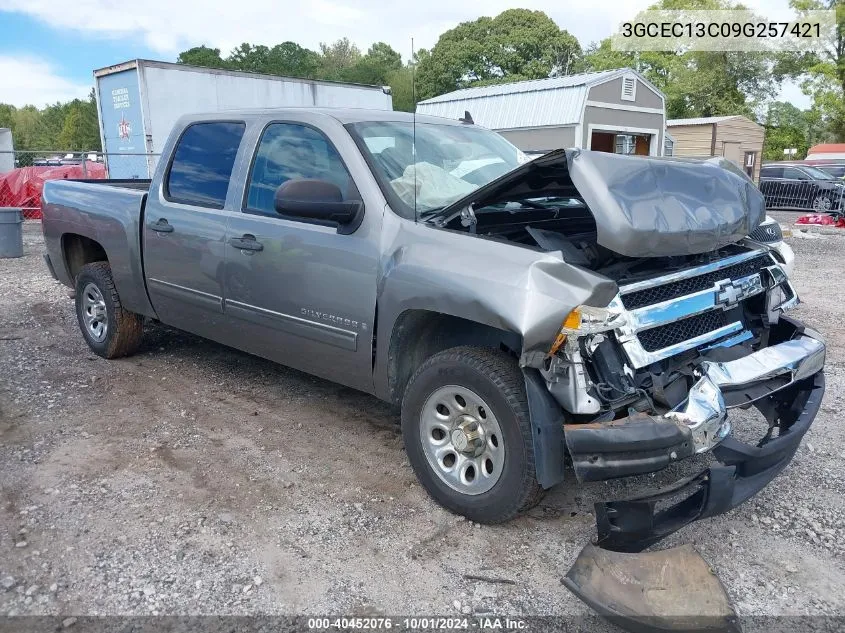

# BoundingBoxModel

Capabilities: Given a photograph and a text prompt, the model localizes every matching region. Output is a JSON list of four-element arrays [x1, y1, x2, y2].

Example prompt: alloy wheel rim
[[419, 385, 505, 495], [81, 283, 107, 343], [813, 196, 831, 211]]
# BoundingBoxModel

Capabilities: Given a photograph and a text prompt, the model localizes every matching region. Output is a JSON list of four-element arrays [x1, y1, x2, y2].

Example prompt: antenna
[[411, 37, 417, 107], [412, 36, 417, 221]]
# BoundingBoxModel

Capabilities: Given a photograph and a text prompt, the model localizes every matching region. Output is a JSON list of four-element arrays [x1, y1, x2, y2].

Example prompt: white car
[[750, 215, 794, 277]]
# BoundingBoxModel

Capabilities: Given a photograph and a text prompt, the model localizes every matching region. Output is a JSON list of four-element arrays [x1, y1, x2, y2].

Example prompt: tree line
[[1, 0, 842, 159], [0, 90, 101, 153]]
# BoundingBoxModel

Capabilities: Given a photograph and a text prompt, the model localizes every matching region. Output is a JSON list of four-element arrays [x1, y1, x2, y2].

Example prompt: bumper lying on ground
[[564, 317, 825, 552]]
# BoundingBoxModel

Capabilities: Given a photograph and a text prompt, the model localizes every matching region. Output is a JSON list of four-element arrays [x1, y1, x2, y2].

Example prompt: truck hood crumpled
[[437, 148, 766, 258]]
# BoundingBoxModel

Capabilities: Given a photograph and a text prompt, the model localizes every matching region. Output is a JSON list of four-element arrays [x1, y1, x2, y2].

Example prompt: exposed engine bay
[[435, 196, 794, 412]]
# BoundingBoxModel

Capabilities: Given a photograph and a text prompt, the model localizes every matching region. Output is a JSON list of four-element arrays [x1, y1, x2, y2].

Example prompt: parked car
[[33, 155, 63, 167], [41, 111, 824, 620], [749, 215, 794, 276], [759, 162, 845, 210], [805, 161, 845, 179]]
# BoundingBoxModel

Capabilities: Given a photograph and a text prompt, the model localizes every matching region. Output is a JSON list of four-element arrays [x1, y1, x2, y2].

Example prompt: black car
[[808, 162, 845, 179], [758, 163, 845, 211]]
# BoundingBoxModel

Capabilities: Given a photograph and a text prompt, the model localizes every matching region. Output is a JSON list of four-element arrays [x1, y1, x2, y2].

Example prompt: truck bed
[[41, 178, 154, 318], [74, 178, 152, 191]]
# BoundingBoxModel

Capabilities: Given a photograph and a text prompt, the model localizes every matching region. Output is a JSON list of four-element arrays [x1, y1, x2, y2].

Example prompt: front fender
[[372, 214, 617, 399]]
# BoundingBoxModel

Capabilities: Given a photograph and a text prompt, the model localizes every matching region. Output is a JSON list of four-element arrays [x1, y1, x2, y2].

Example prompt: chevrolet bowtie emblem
[[717, 283, 741, 307], [716, 277, 755, 308]]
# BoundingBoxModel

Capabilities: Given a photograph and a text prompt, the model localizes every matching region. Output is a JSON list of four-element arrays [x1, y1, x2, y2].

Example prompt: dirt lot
[[1, 215, 845, 623]]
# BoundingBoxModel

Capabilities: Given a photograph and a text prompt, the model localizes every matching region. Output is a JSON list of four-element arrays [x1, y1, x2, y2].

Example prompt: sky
[[0, 0, 810, 109]]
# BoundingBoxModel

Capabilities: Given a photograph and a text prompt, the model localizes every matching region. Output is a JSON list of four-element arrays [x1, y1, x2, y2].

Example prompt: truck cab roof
[[178, 107, 466, 127]]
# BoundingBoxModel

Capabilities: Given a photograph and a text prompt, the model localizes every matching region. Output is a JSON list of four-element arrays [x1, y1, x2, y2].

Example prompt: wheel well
[[62, 234, 107, 280], [387, 310, 521, 406]]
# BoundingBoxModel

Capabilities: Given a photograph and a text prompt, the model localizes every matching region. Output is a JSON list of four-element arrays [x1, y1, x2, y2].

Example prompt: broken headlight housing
[[549, 305, 626, 356]]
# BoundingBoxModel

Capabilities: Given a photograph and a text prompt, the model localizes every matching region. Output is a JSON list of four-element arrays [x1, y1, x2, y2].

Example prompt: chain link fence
[[759, 179, 845, 213], [0, 150, 159, 219]]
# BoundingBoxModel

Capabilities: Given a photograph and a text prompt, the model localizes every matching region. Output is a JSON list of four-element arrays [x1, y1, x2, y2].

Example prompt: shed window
[[621, 76, 637, 101]]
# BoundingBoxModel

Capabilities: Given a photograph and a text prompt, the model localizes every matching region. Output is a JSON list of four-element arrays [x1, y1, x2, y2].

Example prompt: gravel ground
[[1, 218, 844, 623]]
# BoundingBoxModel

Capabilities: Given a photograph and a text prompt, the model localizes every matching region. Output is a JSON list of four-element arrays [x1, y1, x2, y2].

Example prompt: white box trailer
[[94, 59, 394, 179], [0, 128, 13, 173]]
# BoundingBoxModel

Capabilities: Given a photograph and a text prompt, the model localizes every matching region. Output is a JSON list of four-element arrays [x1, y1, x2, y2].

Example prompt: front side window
[[166, 122, 245, 208], [245, 123, 353, 216], [784, 167, 809, 180]]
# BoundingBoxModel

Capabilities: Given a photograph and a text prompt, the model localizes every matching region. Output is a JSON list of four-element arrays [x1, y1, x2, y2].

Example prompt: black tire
[[74, 262, 143, 359], [401, 346, 544, 523]]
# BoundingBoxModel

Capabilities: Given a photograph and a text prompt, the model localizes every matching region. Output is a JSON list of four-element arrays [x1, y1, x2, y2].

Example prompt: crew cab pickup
[[42, 109, 825, 553]]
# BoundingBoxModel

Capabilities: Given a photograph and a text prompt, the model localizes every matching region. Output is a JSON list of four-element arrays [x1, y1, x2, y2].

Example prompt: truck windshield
[[347, 120, 525, 219]]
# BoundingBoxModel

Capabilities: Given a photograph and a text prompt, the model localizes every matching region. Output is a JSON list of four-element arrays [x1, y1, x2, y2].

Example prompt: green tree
[[0, 103, 14, 130], [343, 42, 403, 85], [10, 106, 40, 150], [787, 0, 845, 141], [318, 38, 362, 81], [386, 66, 415, 111], [56, 94, 101, 150], [264, 42, 321, 78], [0, 88, 101, 153], [762, 101, 823, 159], [177, 46, 228, 69], [227, 43, 270, 73], [415, 9, 581, 99], [581, 0, 781, 118]]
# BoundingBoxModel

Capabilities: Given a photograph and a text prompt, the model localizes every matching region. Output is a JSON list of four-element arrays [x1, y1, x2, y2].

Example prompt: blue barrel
[[0, 208, 24, 258]]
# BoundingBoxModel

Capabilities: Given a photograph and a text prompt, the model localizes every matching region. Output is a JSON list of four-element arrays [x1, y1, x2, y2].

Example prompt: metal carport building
[[416, 69, 666, 156]]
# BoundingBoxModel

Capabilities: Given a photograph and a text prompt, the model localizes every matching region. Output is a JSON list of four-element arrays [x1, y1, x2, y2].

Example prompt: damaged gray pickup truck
[[42, 109, 824, 624]]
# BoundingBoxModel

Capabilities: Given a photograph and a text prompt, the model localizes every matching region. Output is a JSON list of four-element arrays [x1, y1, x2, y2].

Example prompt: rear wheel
[[401, 346, 544, 523], [74, 262, 143, 359]]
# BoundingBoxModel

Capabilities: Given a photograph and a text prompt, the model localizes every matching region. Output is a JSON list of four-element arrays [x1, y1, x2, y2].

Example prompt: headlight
[[548, 305, 626, 355]]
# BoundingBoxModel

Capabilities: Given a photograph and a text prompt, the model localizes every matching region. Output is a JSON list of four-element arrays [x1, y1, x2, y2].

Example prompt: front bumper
[[564, 317, 825, 552]]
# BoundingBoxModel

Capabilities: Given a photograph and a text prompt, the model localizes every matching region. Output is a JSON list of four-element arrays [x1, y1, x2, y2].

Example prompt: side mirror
[[274, 179, 362, 231]]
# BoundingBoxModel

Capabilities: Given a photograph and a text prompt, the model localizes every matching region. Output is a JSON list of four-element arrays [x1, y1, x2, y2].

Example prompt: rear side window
[[761, 166, 783, 178], [166, 122, 245, 208], [245, 123, 352, 216]]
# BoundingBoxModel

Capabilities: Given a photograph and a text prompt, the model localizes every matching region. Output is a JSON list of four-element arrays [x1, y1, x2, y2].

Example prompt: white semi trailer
[[93, 59, 393, 178]]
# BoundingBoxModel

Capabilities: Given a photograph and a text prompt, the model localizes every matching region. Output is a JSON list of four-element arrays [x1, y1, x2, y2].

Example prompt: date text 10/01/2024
[[306, 617, 529, 630]]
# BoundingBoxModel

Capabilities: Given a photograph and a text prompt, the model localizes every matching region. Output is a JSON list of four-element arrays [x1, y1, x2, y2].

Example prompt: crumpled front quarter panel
[[373, 213, 618, 394], [567, 150, 766, 257]]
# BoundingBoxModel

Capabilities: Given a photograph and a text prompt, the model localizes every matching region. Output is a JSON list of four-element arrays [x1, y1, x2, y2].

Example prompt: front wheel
[[74, 262, 143, 359], [401, 346, 544, 523], [812, 194, 833, 211]]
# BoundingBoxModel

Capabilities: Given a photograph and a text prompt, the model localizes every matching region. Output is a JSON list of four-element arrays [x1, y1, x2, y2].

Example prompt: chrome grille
[[613, 249, 793, 369], [638, 311, 728, 352], [621, 254, 773, 310]]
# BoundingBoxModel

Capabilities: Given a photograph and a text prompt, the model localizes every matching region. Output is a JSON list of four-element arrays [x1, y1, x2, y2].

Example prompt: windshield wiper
[[417, 207, 446, 221]]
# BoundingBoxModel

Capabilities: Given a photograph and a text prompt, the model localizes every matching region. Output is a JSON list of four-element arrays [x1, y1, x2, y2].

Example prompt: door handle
[[149, 218, 174, 233], [229, 234, 263, 252]]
